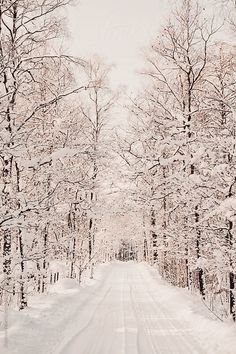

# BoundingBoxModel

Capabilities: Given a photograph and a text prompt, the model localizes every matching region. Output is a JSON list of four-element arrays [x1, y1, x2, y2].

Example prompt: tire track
[[137, 266, 204, 354], [59, 285, 112, 354]]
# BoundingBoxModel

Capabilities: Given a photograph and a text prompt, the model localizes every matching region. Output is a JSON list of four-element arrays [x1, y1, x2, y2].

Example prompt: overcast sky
[[66, 0, 170, 91]]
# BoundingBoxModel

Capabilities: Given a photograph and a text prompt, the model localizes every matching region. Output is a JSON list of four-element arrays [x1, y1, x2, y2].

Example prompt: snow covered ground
[[1, 262, 236, 354]]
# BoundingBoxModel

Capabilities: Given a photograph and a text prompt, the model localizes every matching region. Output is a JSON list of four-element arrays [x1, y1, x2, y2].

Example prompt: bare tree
[[78, 58, 118, 278]]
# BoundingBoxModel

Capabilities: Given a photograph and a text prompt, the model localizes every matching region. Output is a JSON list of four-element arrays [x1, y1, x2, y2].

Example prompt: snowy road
[[61, 262, 204, 354]]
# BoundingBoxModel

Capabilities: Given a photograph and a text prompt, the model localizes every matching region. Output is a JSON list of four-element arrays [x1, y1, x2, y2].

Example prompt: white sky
[[66, 0, 170, 91]]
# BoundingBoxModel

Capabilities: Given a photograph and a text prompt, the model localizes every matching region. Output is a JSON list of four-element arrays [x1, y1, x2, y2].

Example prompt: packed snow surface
[[62, 262, 204, 354], [1, 262, 236, 354]]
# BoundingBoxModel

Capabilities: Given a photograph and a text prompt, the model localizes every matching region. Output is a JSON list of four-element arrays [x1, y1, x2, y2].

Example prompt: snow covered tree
[[0, 0, 88, 310], [120, 0, 236, 320], [78, 59, 118, 278]]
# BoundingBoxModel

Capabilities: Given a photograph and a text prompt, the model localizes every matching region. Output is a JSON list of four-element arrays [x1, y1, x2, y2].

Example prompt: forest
[[0, 0, 236, 342]]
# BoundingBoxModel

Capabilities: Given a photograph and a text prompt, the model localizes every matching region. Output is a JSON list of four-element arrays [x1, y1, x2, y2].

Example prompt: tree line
[[0, 0, 116, 311], [1, 0, 236, 326], [120, 0, 236, 321]]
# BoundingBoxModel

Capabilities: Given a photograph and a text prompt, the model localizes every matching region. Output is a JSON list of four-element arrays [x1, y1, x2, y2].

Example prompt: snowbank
[[0, 262, 109, 354], [144, 263, 236, 354]]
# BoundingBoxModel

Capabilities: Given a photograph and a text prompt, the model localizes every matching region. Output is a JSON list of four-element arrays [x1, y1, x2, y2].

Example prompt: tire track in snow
[[127, 268, 172, 354], [137, 265, 204, 354], [121, 273, 127, 354], [59, 285, 112, 354], [58, 262, 207, 354], [128, 282, 158, 354], [128, 283, 141, 354], [61, 264, 126, 354]]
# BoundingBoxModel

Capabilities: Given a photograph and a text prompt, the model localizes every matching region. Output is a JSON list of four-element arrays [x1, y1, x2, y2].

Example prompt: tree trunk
[[227, 220, 235, 320], [195, 206, 205, 299], [18, 230, 27, 310]]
